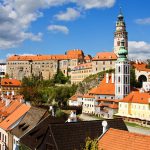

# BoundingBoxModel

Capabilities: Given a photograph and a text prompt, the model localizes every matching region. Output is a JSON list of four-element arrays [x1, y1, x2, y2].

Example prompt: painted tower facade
[[114, 8, 128, 56], [115, 39, 130, 99]]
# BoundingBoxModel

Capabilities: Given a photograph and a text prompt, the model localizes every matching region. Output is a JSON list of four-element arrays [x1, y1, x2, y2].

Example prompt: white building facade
[[115, 39, 130, 99]]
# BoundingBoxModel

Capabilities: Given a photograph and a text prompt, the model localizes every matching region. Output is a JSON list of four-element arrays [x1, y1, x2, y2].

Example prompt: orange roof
[[84, 55, 92, 60], [98, 128, 150, 150], [7, 50, 84, 61], [83, 94, 95, 98], [122, 91, 150, 104], [69, 95, 77, 101], [0, 104, 30, 130], [1, 100, 21, 115], [66, 49, 84, 55], [89, 75, 115, 95], [109, 104, 118, 109], [92, 52, 117, 61], [133, 63, 150, 72], [1, 78, 21, 87]]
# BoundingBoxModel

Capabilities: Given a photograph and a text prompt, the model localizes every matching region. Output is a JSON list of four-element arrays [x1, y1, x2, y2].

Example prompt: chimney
[[102, 120, 108, 134], [6, 91, 9, 96], [12, 90, 14, 96], [67, 110, 77, 122], [5, 98, 10, 107], [111, 73, 115, 83], [49, 106, 55, 117], [106, 73, 109, 83]]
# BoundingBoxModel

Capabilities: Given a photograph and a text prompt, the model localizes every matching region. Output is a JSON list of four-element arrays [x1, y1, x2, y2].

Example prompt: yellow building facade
[[116, 91, 150, 126]]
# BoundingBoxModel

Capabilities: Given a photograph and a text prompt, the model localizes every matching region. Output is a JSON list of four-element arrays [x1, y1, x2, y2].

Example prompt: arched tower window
[[126, 76, 128, 84], [125, 66, 128, 74], [117, 41, 120, 46], [118, 66, 121, 73], [126, 87, 128, 93], [118, 87, 120, 93]]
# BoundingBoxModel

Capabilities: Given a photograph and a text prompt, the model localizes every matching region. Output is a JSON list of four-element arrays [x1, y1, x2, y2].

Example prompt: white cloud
[[128, 41, 150, 60], [0, 0, 70, 49], [75, 0, 116, 9], [0, 0, 116, 49], [135, 17, 150, 25], [47, 25, 69, 34], [55, 8, 80, 21]]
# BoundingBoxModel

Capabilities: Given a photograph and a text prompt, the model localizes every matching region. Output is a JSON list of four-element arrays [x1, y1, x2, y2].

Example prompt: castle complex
[[6, 9, 128, 82], [6, 50, 85, 80]]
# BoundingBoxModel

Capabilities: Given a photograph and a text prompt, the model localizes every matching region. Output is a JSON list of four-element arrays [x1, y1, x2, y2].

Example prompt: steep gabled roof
[[20, 115, 66, 150], [21, 118, 127, 150], [98, 128, 150, 150], [0, 104, 30, 130], [11, 107, 48, 138]]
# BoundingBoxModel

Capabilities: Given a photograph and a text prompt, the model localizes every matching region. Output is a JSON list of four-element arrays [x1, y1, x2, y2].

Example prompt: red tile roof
[[0, 100, 21, 117], [84, 55, 92, 60], [0, 104, 30, 130], [7, 50, 84, 61], [89, 75, 115, 95], [1, 78, 21, 87], [133, 63, 150, 72], [69, 95, 78, 101], [122, 91, 150, 104], [92, 52, 117, 61], [98, 128, 150, 150]]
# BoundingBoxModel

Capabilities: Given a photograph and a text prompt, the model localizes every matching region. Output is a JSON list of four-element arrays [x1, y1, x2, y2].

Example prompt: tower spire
[[119, 7, 122, 15], [114, 7, 128, 56]]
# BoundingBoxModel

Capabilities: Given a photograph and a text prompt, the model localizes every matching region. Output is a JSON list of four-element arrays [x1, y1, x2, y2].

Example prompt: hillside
[[76, 69, 115, 94]]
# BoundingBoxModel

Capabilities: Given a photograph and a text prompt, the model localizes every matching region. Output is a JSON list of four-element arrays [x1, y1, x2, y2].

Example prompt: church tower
[[114, 8, 128, 56], [115, 39, 130, 99]]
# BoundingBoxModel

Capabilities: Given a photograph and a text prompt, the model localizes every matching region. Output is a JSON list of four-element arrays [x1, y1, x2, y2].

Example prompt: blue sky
[[0, 0, 150, 61]]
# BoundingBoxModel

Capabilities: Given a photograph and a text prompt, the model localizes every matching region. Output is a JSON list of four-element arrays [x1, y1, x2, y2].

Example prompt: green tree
[[54, 70, 68, 84], [130, 67, 141, 88], [83, 137, 98, 150], [146, 59, 150, 69], [20, 74, 77, 106]]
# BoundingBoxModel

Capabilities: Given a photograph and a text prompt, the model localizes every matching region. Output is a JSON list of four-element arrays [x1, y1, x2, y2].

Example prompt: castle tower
[[115, 39, 130, 99], [114, 8, 128, 56]]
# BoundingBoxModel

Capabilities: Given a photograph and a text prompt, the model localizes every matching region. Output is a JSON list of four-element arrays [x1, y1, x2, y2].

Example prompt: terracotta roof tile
[[7, 50, 84, 61], [92, 52, 117, 61], [1, 78, 21, 86], [69, 95, 78, 101], [98, 128, 150, 150], [0, 104, 30, 130], [122, 91, 150, 104], [89, 75, 115, 95], [84, 55, 92, 60], [133, 63, 150, 72]]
